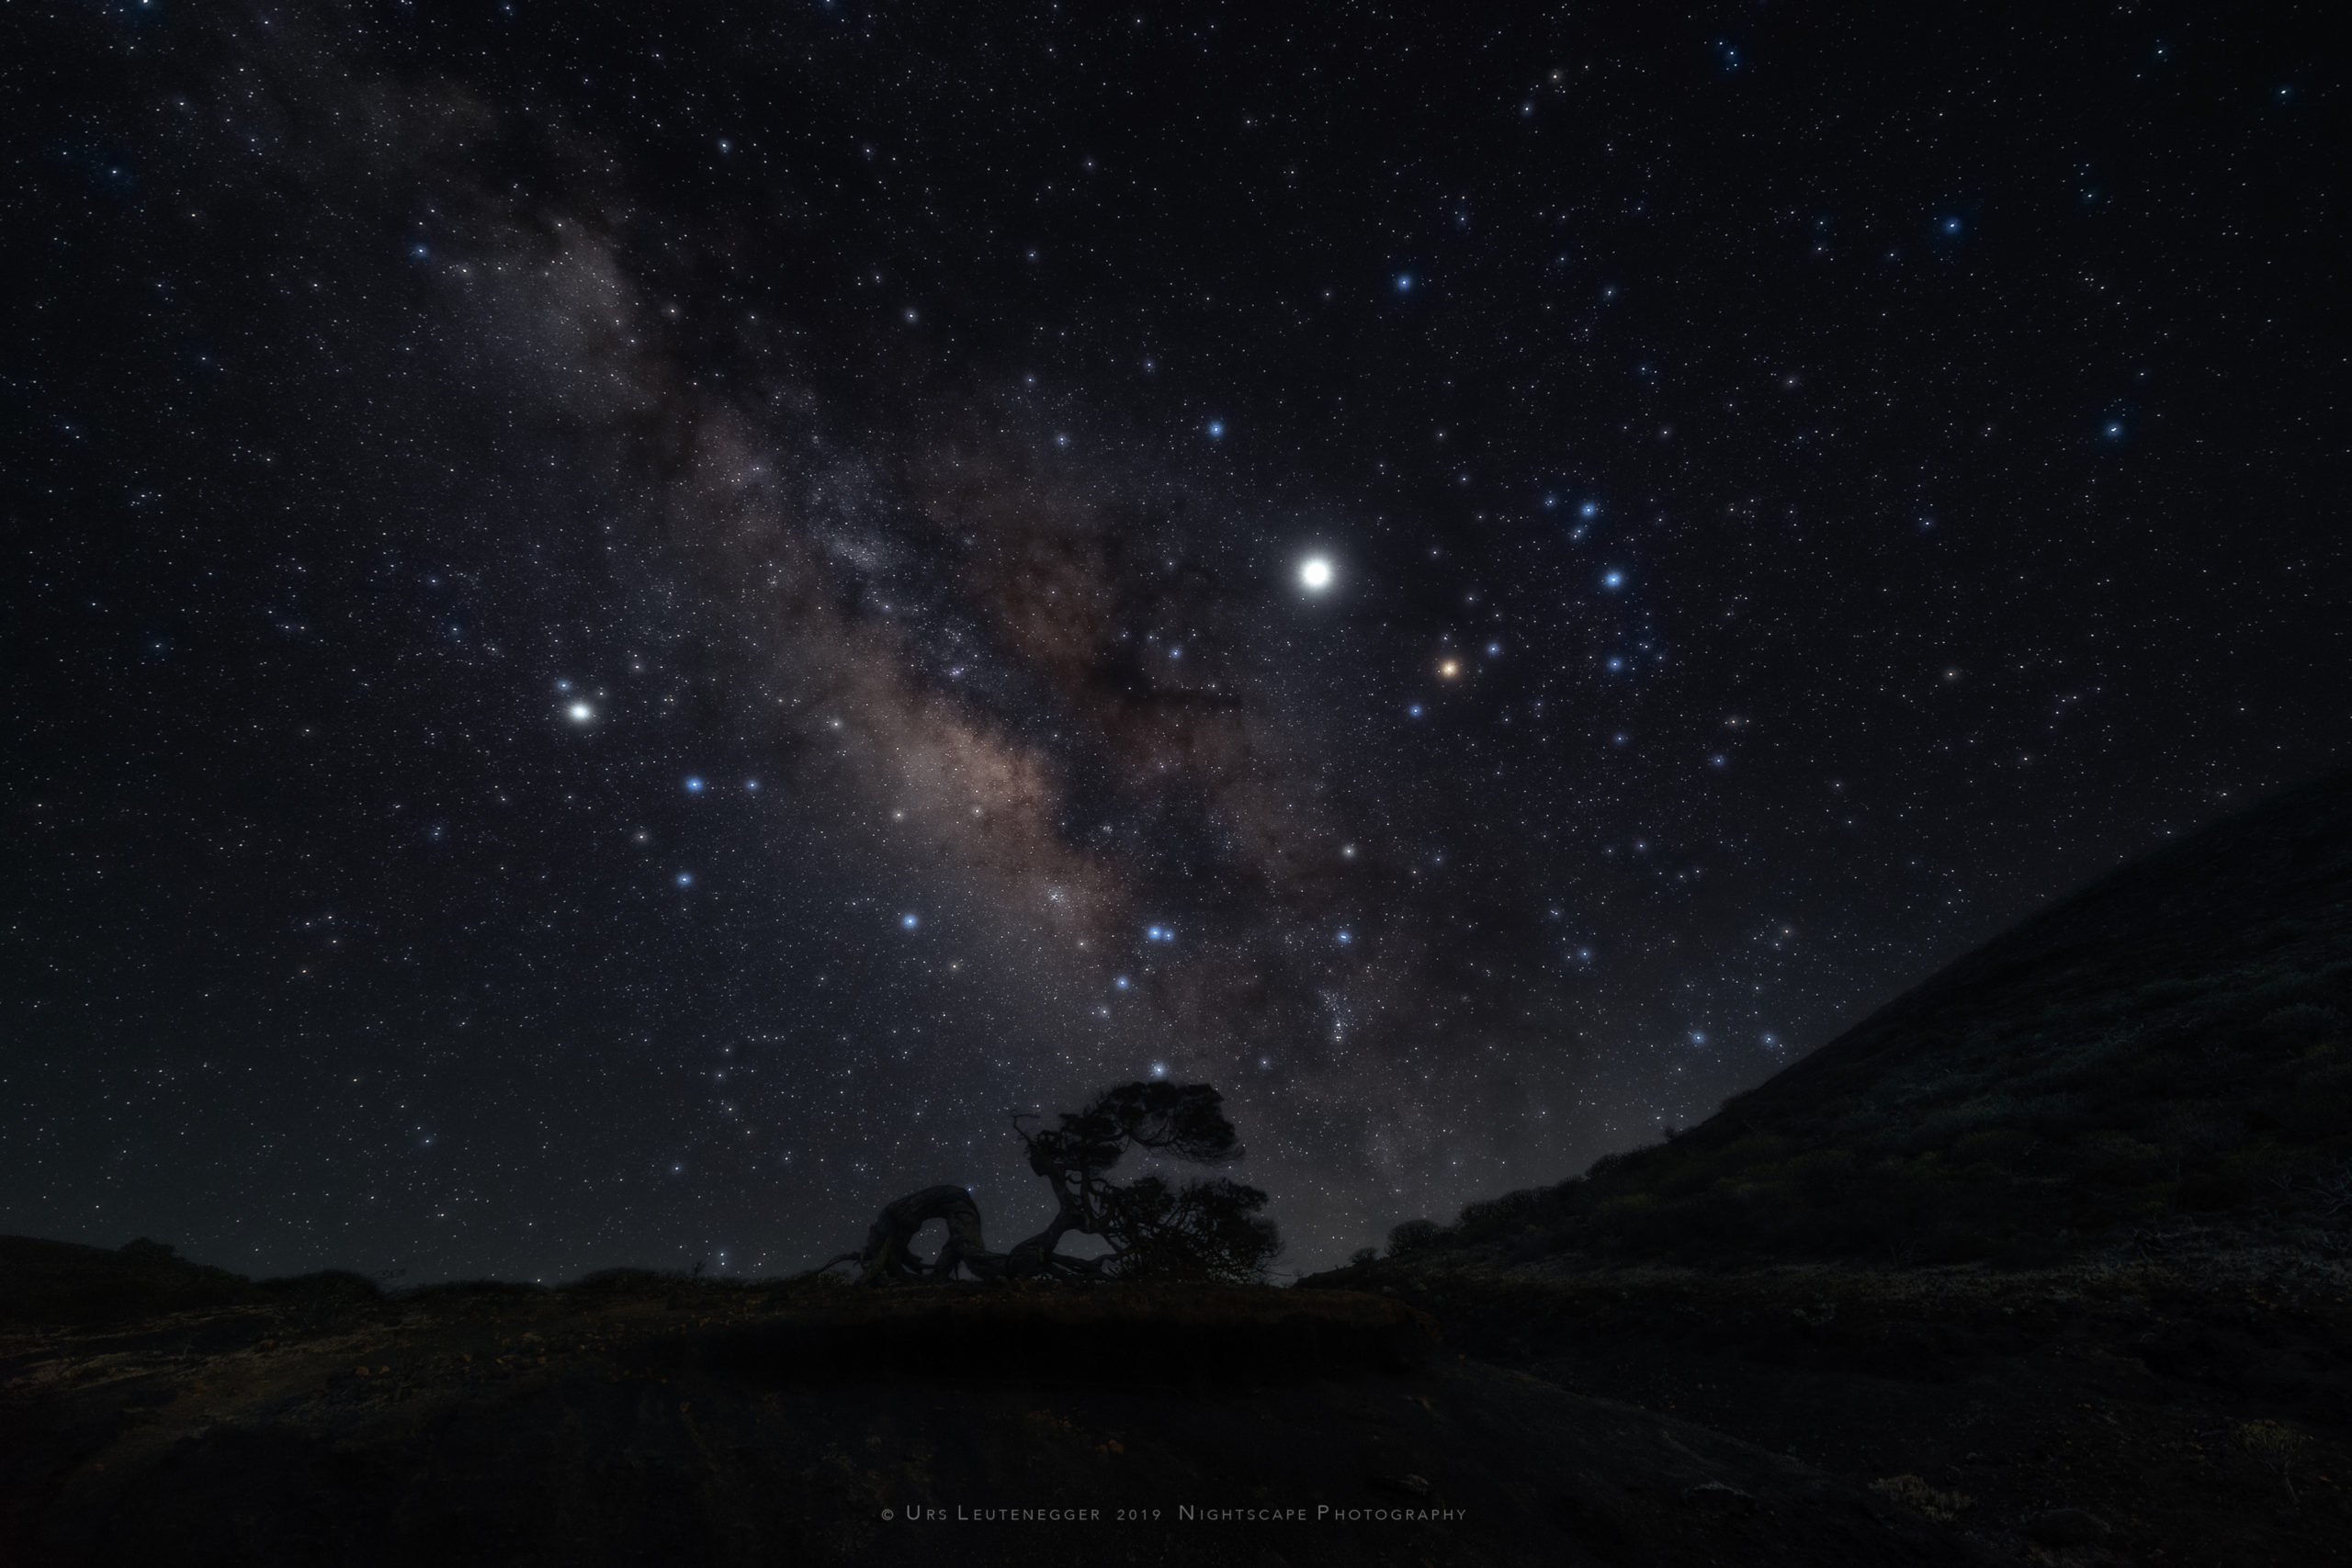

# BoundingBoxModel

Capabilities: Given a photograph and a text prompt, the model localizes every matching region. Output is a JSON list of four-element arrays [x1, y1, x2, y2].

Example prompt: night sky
[[6, 4, 2344, 1282]]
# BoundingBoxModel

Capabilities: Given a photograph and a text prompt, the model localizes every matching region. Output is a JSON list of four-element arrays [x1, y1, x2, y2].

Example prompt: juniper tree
[[831, 1081, 1279, 1284]]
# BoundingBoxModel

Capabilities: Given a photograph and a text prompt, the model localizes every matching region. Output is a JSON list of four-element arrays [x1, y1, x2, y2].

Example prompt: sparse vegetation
[[1868, 1475, 1974, 1523], [2234, 1418, 2312, 1509]]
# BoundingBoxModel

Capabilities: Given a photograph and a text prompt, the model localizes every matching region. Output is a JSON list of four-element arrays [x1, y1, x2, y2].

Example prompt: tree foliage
[[1095, 1174, 1282, 1284], [832, 1081, 1280, 1284]]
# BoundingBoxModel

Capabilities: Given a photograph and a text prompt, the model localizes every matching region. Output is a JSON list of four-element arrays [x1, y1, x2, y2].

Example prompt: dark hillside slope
[[1408, 766, 2352, 1269]]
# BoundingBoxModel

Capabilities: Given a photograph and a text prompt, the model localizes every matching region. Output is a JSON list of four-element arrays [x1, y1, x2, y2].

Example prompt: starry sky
[[6, 3, 2345, 1282]]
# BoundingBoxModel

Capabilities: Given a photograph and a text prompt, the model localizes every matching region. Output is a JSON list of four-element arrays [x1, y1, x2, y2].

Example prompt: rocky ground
[[1305, 1251, 2352, 1565], [2, 1239, 1987, 1568]]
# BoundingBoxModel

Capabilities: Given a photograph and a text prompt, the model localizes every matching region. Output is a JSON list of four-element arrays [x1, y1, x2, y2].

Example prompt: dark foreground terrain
[[1310, 1256, 2352, 1565], [8, 775, 2348, 1565], [5, 1236, 2347, 1567], [1, 1239, 1982, 1568]]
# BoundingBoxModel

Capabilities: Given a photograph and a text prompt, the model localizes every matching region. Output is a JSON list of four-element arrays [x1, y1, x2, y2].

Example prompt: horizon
[[6, 5, 2344, 1283]]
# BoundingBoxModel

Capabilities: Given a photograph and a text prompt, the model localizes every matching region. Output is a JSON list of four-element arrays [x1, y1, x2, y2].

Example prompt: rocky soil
[[1, 1242, 1983, 1568]]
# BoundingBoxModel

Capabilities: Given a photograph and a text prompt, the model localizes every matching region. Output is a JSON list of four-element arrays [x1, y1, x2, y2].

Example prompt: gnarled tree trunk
[[831, 1085, 1272, 1284], [845, 1184, 1003, 1282]]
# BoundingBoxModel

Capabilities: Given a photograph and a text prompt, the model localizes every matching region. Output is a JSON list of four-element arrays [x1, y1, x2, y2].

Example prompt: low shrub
[[1386, 1219, 1441, 1258]]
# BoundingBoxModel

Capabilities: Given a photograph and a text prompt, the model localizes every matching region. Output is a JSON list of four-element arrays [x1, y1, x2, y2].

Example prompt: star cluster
[[3, 4, 2342, 1280]]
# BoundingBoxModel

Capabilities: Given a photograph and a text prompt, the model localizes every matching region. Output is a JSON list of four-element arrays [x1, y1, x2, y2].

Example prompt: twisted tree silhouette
[[828, 1082, 1279, 1284]]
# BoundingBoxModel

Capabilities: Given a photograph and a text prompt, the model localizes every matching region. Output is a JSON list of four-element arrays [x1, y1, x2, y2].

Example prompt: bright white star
[[1299, 556, 1334, 591]]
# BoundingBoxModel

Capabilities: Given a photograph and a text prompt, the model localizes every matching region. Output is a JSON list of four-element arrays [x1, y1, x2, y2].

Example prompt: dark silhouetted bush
[[1387, 1218, 1440, 1258]]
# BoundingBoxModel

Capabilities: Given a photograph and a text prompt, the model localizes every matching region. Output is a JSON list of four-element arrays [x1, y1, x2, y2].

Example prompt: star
[[31, 0, 2332, 1296]]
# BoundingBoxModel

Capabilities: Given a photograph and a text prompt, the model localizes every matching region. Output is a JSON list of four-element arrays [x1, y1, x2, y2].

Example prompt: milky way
[[6, 6, 2342, 1279]]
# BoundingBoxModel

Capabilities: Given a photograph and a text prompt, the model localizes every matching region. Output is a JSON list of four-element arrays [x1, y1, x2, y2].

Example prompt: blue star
[[900, 913, 920, 931], [1602, 570, 1625, 590], [1579, 501, 1600, 518], [1205, 420, 1225, 439], [1115, 976, 1131, 990], [1336, 929, 1353, 945], [1395, 272, 1414, 292], [684, 776, 706, 794], [676, 872, 694, 886]]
